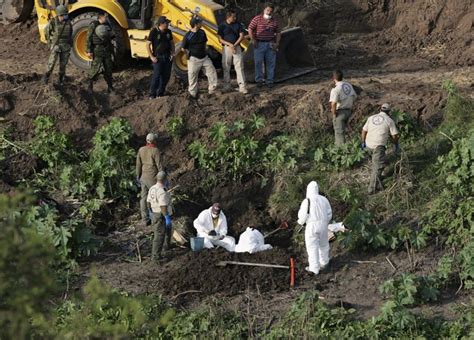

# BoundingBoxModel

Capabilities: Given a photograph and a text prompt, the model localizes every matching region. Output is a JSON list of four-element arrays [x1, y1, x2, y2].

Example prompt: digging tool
[[263, 221, 289, 239], [216, 261, 289, 269]]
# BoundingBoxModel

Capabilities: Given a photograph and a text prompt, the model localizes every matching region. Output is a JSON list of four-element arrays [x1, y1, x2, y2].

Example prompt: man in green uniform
[[86, 12, 115, 94], [136, 133, 163, 226], [43, 5, 73, 86]]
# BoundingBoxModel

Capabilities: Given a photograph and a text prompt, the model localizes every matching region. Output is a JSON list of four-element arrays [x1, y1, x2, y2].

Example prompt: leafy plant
[[167, 116, 186, 139], [0, 193, 57, 339], [188, 115, 304, 183], [31, 116, 73, 168], [390, 110, 422, 144], [314, 139, 365, 170]]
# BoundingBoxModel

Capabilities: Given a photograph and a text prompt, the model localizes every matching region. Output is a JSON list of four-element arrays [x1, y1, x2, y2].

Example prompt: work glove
[[361, 142, 366, 150], [394, 143, 400, 154], [208, 230, 217, 237], [164, 214, 172, 229]]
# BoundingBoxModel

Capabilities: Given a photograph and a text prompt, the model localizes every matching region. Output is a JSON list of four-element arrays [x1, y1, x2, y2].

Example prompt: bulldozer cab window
[[120, 0, 152, 29]]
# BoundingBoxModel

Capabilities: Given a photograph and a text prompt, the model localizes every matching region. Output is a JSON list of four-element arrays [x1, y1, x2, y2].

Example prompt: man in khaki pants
[[182, 17, 218, 98], [218, 9, 247, 94]]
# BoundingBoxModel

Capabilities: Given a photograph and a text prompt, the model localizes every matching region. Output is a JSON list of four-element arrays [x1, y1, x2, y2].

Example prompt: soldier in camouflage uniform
[[43, 5, 73, 86], [86, 12, 115, 94]]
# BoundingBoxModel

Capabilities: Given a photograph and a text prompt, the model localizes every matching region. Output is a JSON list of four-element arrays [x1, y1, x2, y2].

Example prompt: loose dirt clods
[[0, 0, 472, 324]]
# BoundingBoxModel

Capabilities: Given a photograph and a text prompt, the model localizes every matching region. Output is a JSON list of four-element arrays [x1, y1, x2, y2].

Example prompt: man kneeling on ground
[[193, 203, 235, 252]]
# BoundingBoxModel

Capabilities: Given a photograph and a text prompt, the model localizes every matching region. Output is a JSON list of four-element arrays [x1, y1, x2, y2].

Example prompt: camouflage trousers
[[89, 48, 113, 82], [45, 47, 70, 77]]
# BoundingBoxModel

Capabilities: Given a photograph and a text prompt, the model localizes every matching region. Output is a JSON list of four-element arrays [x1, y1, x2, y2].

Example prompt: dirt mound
[[96, 247, 293, 298]]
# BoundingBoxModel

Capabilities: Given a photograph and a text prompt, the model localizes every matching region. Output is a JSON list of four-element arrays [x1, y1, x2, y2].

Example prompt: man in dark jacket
[[146, 16, 175, 99]]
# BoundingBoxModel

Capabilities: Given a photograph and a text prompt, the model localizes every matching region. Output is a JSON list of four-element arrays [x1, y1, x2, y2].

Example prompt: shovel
[[216, 261, 289, 269], [263, 221, 289, 239]]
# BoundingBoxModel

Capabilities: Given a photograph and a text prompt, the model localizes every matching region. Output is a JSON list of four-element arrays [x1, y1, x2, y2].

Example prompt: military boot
[[42, 73, 50, 84], [106, 78, 115, 95], [87, 80, 94, 95], [58, 74, 65, 86]]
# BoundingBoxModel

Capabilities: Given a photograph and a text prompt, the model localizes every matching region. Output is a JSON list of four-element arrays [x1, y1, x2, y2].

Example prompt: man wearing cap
[[136, 133, 163, 226], [217, 9, 248, 94], [361, 103, 400, 194], [193, 203, 235, 252], [147, 16, 175, 99], [329, 70, 357, 146], [248, 3, 281, 88], [86, 11, 115, 94], [43, 5, 73, 86], [147, 171, 173, 260], [181, 16, 218, 98]]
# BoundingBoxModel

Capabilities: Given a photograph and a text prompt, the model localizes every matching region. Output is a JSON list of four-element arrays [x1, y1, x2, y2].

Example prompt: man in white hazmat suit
[[297, 181, 333, 275], [193, 203, 235, 252]]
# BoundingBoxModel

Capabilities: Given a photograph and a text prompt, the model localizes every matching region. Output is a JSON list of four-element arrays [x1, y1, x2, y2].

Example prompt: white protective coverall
[[193, 207, 236, 252], [297, 181, 333, 274], [235, 227, 272, 254]]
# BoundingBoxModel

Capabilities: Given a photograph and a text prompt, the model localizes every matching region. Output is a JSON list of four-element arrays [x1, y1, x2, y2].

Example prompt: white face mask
[[212, 213, 219, 219], [263, 13, 272, 20]]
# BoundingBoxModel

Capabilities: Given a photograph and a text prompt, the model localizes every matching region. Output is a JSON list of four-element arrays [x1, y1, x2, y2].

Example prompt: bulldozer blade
[[1, 0, 34, 23], [243, 27, 316, 83]]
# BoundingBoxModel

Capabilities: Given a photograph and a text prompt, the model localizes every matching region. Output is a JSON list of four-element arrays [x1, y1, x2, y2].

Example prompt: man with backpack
[[86, 11, 115, 94]]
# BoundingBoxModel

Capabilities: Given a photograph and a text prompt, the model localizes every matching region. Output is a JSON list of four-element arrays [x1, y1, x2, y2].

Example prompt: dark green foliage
[[167, 116, 187, 139], [189, 115, 304, 182], [314, 139, 365, 170], [0, 194, 56, 338]]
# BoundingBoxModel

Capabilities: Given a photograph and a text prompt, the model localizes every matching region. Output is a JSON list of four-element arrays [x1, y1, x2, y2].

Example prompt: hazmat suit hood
[[306, 181, 319, 199]]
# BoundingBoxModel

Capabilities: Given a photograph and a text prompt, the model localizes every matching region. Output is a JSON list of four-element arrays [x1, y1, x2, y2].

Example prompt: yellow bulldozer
[[1, 0, 315, 82]]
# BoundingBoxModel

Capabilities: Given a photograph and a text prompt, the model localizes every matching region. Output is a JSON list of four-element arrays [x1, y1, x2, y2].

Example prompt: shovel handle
[[219, 261, 289, 269]]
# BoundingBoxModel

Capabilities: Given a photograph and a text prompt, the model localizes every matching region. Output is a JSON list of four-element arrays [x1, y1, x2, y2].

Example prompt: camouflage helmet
[[56, 5, 68, 16], [95, 24, 111, 39]]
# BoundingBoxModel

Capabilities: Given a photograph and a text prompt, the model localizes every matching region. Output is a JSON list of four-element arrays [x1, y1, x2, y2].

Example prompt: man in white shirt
[[329, 70, 357, 146], [361, 103, 400, 194], [193, 203, 235, 252], [147, 171, 173, 261]]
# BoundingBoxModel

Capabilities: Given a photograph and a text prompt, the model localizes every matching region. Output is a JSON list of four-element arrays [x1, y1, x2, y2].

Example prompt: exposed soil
[[1, 0, 473, 323]]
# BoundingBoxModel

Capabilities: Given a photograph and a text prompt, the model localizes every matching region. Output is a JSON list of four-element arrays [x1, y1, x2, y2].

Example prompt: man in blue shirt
[[217, 9, 248, 94]]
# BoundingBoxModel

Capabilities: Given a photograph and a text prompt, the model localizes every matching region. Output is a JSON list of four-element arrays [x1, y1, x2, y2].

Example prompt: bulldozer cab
[[119, 0, 153, 29]]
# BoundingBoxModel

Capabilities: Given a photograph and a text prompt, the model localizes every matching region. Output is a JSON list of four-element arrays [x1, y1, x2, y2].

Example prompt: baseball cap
[[156, 171, 167, 181], [381, 103, 391, 111], [211, 203, 221, 215], [190, 16, 203, 27], [146, 133, 157, 142], [157, 16, 171, 25]]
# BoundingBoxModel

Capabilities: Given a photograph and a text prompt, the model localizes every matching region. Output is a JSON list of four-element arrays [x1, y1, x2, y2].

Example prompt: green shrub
[[189, 115, 303, 182], [0, 193, 57, 338], [313, 139, 365, 170], [167, 116, 186, 139], [31, 116, 73, 168]]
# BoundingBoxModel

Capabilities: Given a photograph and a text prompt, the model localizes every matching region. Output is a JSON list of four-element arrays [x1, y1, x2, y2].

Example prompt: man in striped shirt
[[248, 3, 281, 88]]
